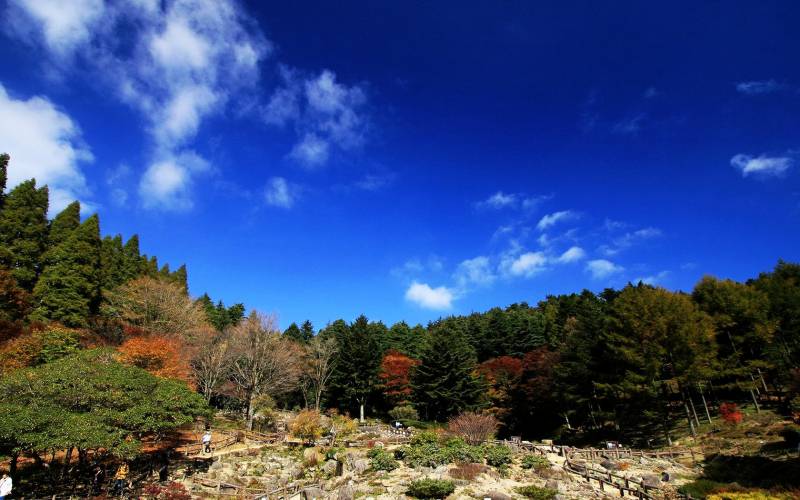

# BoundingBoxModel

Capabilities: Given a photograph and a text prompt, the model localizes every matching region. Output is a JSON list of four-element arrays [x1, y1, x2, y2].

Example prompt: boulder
[[302, 486, 325, 500], [480, 492, 512, 500], [322, 460, 339, 475], [642, 474, 661, 488], [545, 479, 562, 491], [600, 459, 620, 471], [353, 458, 370, 475], [337, 482, 355, 500]]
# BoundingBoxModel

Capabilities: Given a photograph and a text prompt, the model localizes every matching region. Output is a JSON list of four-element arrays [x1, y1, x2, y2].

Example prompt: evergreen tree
[[47, 201, 80, 248], [300, 320, 315, 341], [172, 264, 188, 295], [411, 320, 485, 421], [99, 234, 125, 290], [121, 235, 142, 281], [327, 316, 382, 420], [227, 303, 245, 326], [283, 322, 303, 342], [0, 179, 49, 290], [31, 215, 102, 327]]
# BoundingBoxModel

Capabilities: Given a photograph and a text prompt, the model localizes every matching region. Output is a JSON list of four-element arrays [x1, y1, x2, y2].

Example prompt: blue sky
[[1, 0, 799, 329]]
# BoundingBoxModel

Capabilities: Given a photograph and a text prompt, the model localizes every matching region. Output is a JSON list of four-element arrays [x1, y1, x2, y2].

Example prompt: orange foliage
[[379, 349, 420, 402], [118, 335, 193, 385]]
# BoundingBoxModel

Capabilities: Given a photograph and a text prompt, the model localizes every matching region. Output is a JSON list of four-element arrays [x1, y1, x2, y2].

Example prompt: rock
[[642, 474, 661, 488], [209, 461, 223, 470], [302, 486, 325, 500], [600, 459, 620, 471], [338, 483, 355, 500], [480, 492, 512, 500], [323, 460, 339, 475], [353, 459, 370, 475], [545, 479, 562, 491], [289, 467, 304, 479], [553, 495, 567, 500]]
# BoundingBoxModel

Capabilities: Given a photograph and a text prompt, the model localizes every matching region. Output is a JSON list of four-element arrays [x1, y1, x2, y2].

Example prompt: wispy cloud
[[731, 153, 793, 178], [405, 281, 454, 310], [612, 113, 646, 135], [586, 259, 624, 279], [139, 150, 209, 211], [537, 210, 579, 230], [600, 227, 662, 256], [557, 246, 586, 263], [454, 256, 496, 287], [501, 251, 548, 278], [0, 83, 93, 213], [477, 191, 517, 209], [634, 270, 670, 285], [264, 176, 297, 208], [735, 80, 785, 95]]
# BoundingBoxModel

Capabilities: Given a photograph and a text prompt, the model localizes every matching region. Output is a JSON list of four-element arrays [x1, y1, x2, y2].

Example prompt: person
[[202, 430, 212, 454], [0, 473, 12, 500], [91, 465, 105, 496], [112, 462, 129, 496]]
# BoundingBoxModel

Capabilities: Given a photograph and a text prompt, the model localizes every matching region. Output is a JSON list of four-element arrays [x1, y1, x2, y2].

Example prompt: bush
[[291, 409, 323, 443], [483, 445, 513, 467], [720, 402, 743, 425], [678, 479, 743, 499], [368, 447, 399, 471], [389, 404, 419, 422], [514, 485, 557, 500], [406, 478, 455, 499], [521, 454, 551, 471], [448, 412, 498, 445], [402, 434, 483, 468], [449, 462, 489, 481], [329, 413, 359, 445]]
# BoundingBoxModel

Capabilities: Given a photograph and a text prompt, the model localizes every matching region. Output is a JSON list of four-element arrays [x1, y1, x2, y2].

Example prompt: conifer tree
[[327, 315, 382, 420], [300, 320, 315, 341], [0, 153, 9, 210], [121, 235, 142, 280], [172, 264, 188, 295], [31, 215, 102, 326], [47, 201, 80, 248], [0, 179, 49, 291], [100, 234, 125, 290], [283, 322, 304, 342], [411, 321, 485, 421]]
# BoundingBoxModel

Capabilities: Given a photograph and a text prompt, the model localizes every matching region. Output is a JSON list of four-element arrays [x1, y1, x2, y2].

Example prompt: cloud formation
[[557, 246, 586, 263], [139, 150, 209, 211], [731, 153, 793, 178], [264, 176, 296, 208], [0, 83, 93, 213], [405, 281, 454, 310], [537, 210, 578, 230], [735, 80, 784, 95], [586, 259, 624, 279], [600, 227, 662, 256], [454, 256, 496, 287]]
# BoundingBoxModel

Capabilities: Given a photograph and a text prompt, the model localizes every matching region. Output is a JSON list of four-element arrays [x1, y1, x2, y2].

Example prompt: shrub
[[483, 445, 513, 467], [291, 409, 324, 443], [406, 478, 455, 499], [403, 433, 484, 468], [677, 479, 743, 499], [521, 454, 550, 471], [514, 485, 557, 499], [447, 412, 498, 445], [449, 462, 488, 481], [143, 481, 192, 500], [389, 404, 419, 422], [368, 447, 399, 472], [720, 402, 743, 425], [329, 413, 359, 445]]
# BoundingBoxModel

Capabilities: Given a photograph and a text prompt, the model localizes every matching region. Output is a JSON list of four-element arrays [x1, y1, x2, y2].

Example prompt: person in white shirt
[[202, 431, 212, 453], [0, 473, 12, 499]]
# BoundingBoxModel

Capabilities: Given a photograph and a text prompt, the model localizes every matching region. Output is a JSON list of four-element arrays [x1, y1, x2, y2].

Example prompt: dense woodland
[[1, 152, 799, 474]]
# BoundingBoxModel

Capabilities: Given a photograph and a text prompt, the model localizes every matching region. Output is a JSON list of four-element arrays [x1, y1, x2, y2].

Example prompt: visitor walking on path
[[202, 430, 213, 454], [0, 473, 12, 500], [112, 462, 129, 496]]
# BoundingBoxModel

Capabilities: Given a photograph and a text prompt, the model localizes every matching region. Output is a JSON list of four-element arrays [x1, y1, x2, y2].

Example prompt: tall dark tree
[[283, 322, 303, 342], [100, 234, 126, 290], [31, 215, 102, 327], [121, 235, 142, 281], [300, 320, 315, 341], [172, 264, 188, 295], [411, 320, 485, 421], [327, 316, 382, 420], [47, 201, 80, 248], [0, 153, 8, 210], [0, 179, 49, 291]]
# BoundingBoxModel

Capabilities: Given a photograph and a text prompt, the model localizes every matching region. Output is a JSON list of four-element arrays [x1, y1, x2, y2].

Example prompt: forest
[[1, 151, 799, 475]]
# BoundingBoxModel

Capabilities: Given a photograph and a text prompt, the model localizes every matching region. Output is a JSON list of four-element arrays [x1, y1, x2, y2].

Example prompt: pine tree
[[172, 264, 188, 295], [411, 321, 485, 421], [327, 316, 382, 420], [121, 235, 142, 281], [31, 215, 102, 326], [0, 179, 49, 291], [300, 320, 315, 341], [283, 322, 303, 342], [100, 234, 126, 290], [47, 201, 80, 248]]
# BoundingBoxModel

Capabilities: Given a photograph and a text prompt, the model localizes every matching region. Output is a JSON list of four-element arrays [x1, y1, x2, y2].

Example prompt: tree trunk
[[246, 392, 255, 430], [749, 388, 761, 413], [563, 413, 572, 430], [698, 384, 712, 423], [62, 447, 74, 479], [10, 452, 18, 477], [689, 395, 700, 427], [359, 402, 365, 423], [315, 390, 322, 411], [682, 397, 696, 439], [757, 368, 768, 393]]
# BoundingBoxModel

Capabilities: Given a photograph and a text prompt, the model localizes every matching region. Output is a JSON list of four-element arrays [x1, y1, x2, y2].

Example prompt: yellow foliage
[[291, 409, 323, 443]]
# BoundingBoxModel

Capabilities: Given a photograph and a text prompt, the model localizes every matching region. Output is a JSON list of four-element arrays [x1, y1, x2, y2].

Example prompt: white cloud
[[634, 270, 670, 285], [731, 153, 793, 178], [557, 246, 586, 263], [735, 80, 783, 95], [0, 83, 93, 213], [503, 251, 548, 278], [9, 0, 105, 56], [454, 256, 496, 287], [405, 281, 454, 310], [289, 133, 330, 168], [536, 210, 578, 230], [586, 259, 624, 279], [265, 68, 368, 168], [138, 150, 209, 211], [643, 87, 659, 99], [477, 191, 516, 209], [355, 171, 395, 191], [264, 177, 295, 208], [612, 113, 645, 135], [10, 0, 270, 211], [600, 226, 662, 256]]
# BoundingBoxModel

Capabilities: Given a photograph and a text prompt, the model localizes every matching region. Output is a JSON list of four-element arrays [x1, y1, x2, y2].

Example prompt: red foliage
[[379, 349, 420, 402], [448, 412, 499, 445], [118, 335, 193, 385], [719, 402, 743, 425], [477, 356, 523, 385], [143, 481, 192, 500]]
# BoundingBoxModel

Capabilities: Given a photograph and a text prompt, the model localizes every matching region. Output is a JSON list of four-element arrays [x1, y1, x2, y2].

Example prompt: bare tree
[[104, 276, 208, 339], [191, 331, 231, 402], [228, 311, 302, 429], [304, 335, 338, 410]]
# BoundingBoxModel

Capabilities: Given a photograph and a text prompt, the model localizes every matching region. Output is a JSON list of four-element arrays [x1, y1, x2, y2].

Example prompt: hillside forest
[[1, 152, 800, 473]]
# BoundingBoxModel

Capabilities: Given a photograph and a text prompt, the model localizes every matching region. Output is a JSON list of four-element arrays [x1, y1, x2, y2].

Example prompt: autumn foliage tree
[[478, 356, 523, 422], [379, 349, 420, 406], [119, 335, 192, 384], [448, 412, 499, 445]]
